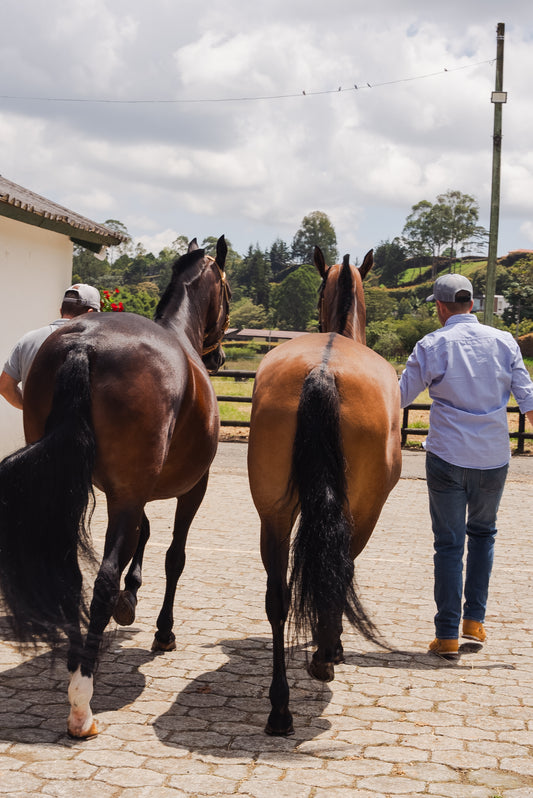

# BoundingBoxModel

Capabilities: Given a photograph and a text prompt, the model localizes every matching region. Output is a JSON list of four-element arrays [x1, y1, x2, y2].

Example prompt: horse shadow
[[152, 635, 334, 754], [0, 626, 153, 745]]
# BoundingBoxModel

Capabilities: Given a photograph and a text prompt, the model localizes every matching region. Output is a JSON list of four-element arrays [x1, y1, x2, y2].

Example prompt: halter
[[202, 256, 231, 356]]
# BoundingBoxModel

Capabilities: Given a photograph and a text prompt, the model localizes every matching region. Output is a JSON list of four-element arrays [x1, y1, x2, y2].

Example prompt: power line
[[0, 59, 494, 106]]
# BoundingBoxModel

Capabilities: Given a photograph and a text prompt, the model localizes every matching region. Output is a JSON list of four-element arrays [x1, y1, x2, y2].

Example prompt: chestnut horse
[[247, 246, 401, 735], [0, 236, 230, 737]]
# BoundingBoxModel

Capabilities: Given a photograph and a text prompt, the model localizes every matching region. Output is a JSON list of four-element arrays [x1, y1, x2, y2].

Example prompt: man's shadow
[[152, 635, 334, 753]]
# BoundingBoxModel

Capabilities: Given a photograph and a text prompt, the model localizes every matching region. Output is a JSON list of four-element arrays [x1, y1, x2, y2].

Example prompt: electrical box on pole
[[484, 22, 506, 326]]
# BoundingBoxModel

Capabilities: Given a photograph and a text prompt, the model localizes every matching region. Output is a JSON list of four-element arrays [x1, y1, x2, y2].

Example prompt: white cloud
[[136, 228, 180, 256], [1, 1, 532, 258]]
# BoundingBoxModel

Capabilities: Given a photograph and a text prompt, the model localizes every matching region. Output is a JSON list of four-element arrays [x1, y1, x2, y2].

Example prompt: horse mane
[[154, 248, 206, 321], [336, 256, 355, 334]]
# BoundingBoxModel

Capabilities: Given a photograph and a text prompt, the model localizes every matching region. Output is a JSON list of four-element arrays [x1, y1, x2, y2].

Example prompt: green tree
[[364, 287, 398, 323], [102, 219, 132, 264], [233, 246, 272, 309], [435, 190, 486, 262], [72, 248, 110, 283], [124, 255, 151, 285], [402, 191, 487, 278], [169, 235, 190, 256], [119, 286, 158, 318], [269, 238, 292, 275], [271, 264, 321, 330], [374, 239, 407, 287], [402, 200, 446, 273], [292, 211, 338, 265], [229, 298, 269, 329], [502, 257, 533, 334]]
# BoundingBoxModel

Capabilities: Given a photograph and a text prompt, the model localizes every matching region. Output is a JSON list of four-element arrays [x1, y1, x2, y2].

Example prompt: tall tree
[[102, 219, 132, 264], [502, 256, 533, 334], [373, 238, 407, 287], [402, 192, 487, 278], [292, 211, 338, 266], [233, 245, 271, 309], [435, 190, 486, 263], [271, 264, 321, 330], [169, 235, 190, 256], [269, 238, 292, 275]]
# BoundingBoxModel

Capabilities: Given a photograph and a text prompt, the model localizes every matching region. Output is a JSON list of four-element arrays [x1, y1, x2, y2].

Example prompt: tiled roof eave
[[0, 176, 128, 246]]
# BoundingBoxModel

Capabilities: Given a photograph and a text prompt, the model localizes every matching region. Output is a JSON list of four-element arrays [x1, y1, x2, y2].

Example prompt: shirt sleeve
[[510, 346, 533, 414], [399, 342, 430, 409], [2, 341, 22, 383]]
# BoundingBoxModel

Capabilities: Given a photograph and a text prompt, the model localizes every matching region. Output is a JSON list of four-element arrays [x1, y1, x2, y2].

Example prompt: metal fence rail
[[215, 370, 533, 453]]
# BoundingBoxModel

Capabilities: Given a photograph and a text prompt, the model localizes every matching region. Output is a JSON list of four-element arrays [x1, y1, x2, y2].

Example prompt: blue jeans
[[425, 452, 508, 640]]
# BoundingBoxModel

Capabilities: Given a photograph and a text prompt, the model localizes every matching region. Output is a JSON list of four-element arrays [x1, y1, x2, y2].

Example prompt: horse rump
[[0, 348, 97, 646], [288, 365, 380, 649]]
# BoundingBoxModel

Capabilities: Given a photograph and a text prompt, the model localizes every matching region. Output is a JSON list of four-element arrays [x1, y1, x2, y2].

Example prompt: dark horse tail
[[0, 348, 96, 647], [288, 364, 381, 651]]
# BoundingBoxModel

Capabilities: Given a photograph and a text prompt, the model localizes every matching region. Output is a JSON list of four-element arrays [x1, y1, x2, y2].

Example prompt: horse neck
[[335, 309, 366, 344], [323, 264, 366, 343], [156, 282, 207, 355]]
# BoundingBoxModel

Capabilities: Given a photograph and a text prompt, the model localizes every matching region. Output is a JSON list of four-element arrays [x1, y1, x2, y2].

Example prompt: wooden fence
[[215, 370, 533, 454]]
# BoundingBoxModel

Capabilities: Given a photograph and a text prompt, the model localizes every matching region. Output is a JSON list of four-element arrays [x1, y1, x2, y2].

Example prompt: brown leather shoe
[[462, 619, 486, 643], [428, 638, 459, 658]]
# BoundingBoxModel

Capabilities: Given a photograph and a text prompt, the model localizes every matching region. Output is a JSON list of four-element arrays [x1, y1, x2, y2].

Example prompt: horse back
[[248, 333, 401, 531], [23, 313, 219, 501]]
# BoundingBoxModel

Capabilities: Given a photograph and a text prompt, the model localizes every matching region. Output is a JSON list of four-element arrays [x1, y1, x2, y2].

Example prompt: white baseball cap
[[63, 284, 101, 311]]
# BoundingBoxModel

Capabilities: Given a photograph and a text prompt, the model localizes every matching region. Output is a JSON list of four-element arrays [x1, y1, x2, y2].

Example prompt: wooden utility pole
[[484, 22, 506, 326]]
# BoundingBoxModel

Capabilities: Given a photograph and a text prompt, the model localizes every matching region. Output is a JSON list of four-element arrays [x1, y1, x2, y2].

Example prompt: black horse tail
[[0, 347, 97, 647], [288, 365, 381, 650]]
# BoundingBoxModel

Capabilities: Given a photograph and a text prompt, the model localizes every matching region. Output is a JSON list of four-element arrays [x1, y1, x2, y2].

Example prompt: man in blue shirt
[[400, 273, 533, 658]]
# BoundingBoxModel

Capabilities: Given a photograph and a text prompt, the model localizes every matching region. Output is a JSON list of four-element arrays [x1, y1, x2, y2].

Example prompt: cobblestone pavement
[[1, 444, 532, 797]]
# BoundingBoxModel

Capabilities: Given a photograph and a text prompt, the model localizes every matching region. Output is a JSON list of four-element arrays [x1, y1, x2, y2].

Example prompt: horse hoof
[[265, 722, 295, 736], [113, 590, 137, 626], [151, 633, 176, 652], [308, 658, 335, 682], [265, 713, 294, 736], [67, 719, 98, 739]]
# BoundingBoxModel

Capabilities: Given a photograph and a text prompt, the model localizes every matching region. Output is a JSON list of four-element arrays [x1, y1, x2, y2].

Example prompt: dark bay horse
[[0, 236, 230, 737], [247, 246, 401, 735]]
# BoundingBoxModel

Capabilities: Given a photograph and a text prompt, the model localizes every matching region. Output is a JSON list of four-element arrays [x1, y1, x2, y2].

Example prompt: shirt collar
[[444, 313, 479, 327]]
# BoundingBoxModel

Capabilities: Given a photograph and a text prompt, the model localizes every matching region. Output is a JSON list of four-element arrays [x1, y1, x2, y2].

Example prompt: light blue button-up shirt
[[399, 313, 533, 469]]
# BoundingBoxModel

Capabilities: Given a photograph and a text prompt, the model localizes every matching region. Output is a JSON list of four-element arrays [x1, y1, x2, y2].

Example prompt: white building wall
[[0, 216, 73, 456]]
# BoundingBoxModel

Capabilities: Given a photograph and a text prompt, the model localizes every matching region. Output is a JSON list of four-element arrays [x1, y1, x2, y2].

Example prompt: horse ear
[[188, 238, 199, 252], [314, 246, 327, 280], [359, 249, 373, 281], [216, 235, 227, 268]]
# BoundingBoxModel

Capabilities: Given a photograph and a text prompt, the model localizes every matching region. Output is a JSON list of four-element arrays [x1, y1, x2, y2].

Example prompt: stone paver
[[1, 444, 532, 796]]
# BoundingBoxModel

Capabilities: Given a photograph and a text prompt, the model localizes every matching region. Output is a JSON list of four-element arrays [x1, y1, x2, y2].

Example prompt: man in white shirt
[[400, 274, 533, 657], [0, 284, 101, 410]]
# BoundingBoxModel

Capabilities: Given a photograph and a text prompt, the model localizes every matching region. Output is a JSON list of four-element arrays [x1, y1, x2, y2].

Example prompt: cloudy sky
[[2, 1, 533, 261]]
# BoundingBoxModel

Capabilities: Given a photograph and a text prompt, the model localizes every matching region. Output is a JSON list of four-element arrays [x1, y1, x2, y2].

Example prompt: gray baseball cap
[[63, 283, 101, 311], [426, 274, 473, 302]]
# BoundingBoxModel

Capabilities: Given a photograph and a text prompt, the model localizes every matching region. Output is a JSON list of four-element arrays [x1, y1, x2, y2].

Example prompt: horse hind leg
[[113, 512, 150, 626], [261, 518, 294, 736], [67, 504, 145, 738], [152, 474, 209, 653], [308, 613, 344, 682]]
